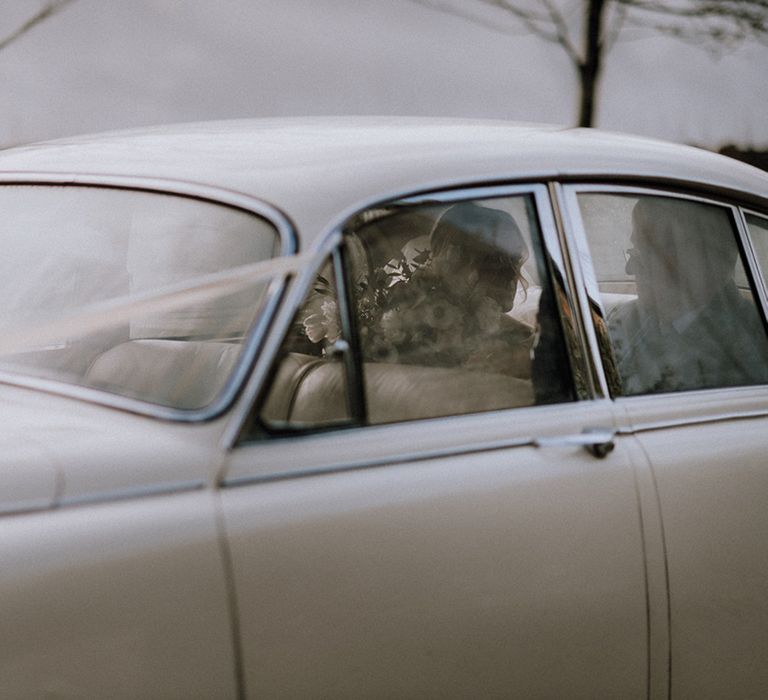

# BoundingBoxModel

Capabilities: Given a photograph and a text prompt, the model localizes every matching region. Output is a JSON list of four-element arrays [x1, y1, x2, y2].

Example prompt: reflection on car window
[[260, 257, 352, 429], [354, 202, 533, 374], [578, 193, 768, 395], [746, 212, 768, 289], [347, 196, 574, 423], [259, 194, 574, 431], [257, 195, 575, 432], [0, 185, 279, 409]]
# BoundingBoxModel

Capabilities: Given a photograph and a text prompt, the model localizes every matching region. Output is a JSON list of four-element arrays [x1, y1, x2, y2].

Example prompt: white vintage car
[[1, 118, 767, 698]]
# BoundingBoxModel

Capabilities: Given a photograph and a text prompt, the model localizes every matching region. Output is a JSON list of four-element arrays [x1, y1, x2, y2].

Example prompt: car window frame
[[560, 182, 768, 400], [236, 182, 598, 445], [0, 174, 298, 423], [740, 208, 768, 312]]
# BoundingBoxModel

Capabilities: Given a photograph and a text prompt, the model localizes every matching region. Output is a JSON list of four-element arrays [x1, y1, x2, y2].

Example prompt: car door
[[568, 185, 768, 699], [220, 186, 653, 698]]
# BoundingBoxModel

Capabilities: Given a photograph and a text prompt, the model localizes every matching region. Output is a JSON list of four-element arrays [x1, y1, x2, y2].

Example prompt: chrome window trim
[[0, 174, 298, 423], [223, 386, 768, 488], [225, 433, 535, 488], [333, 243, 367, 424], [614, 384, 768, 433], [57, 479, 208, 509], [221, 234, 342, 448], [548, 182, 605, 399], [0, 173, 299, 252], [743, 207, 768, 224], [372, 183, 593, 404], [739, 208, 768, 315], [561, 183, 768, 401], [622, 408, 768, 435], [224, 394, 611, 487], [0, 497, 55, 517], [226, 181, 592, 449], [539, 183, 595, 401]]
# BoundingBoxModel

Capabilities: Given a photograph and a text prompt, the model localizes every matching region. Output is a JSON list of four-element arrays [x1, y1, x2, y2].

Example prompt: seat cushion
[[86, 339, 242, 409], [288, 358, 534, 425]]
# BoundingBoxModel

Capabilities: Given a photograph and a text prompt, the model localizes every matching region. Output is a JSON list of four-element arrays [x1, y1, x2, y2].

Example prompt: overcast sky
[[1, 0, 766, 149]]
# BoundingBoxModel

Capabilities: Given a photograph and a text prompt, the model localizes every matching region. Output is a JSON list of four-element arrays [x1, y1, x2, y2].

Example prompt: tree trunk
[[577, 0, 607, 127]]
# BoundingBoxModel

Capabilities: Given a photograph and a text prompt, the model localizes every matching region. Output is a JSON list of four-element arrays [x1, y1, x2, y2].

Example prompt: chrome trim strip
[[535, 184, 585, 398], [395, 184, 541, 205], [738, 209, 768, 315], [0, 175, 299, 423], [224, 435, 535, 487], [221, 236, 341, 448], [224, 395, 768, 487], [545, 182, 602, 399], [551, 183, 608, 398], [613, 382, 768, 433], [223, 183, 577, 448], [564, 182, 762, 208], [0, 497, 54, 516], [333, 244, 367, 424], [0, 372, 196, 421], [743, 207, 768, 223], [58, 479, 207, 508], [624, 407, 768, 434]]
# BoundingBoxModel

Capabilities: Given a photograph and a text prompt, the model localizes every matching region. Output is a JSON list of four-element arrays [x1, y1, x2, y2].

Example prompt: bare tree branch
[[617, 0, 768, 46], [408, 0, 569, 44], [603, 1, 629, 50], [405, 0, 768, 125], [541, 0, 582, 63], [0, 0, 76, 53]]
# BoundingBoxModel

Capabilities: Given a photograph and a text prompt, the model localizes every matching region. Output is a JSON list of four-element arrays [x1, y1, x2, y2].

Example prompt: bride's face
[[468, 258, 518, 311]]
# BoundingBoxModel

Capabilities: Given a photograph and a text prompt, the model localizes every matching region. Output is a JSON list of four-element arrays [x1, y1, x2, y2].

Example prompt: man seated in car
[[609, 196, 768, 394]]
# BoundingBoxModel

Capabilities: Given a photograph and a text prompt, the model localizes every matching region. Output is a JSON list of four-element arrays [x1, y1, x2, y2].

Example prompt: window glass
[[260, 258, 353, 430], [344, 195, 573, 424], [0, 185, 279, 409], [746, 212, 768, 286], [578, 193, 768, 395]]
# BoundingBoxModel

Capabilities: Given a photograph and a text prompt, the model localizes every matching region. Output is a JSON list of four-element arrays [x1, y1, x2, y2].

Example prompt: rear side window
[[259, 192, 575, 431], [746, 212, 768, 287], [346, 195, 574, 423], [577, 192, 768, 395]]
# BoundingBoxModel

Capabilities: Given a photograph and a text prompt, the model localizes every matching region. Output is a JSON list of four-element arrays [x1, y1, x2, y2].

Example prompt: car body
[[0, 117, 767, 698]]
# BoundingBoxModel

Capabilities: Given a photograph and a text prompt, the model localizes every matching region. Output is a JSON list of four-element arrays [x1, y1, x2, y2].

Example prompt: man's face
[[626, 222, 677, 297], [627, 216, 717, 317]]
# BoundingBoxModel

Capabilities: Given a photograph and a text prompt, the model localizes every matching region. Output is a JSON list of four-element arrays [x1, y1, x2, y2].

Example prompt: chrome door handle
[[534, 427, 616, 458]]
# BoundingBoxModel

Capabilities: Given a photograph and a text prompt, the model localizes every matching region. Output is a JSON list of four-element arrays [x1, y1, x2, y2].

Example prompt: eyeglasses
[[623, 246, 647, 271]]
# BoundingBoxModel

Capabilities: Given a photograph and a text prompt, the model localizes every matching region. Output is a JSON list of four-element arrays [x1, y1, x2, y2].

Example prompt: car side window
[[259, 257, 354, 430], [577, 192, 768, 396], [746, 212, 768, 287], [342, 195, 573, 424], [255, 193, 575, 434]]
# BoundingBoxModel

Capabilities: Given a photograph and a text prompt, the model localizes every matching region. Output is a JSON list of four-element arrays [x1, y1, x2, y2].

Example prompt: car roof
[[0, 117, 766, 248]]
